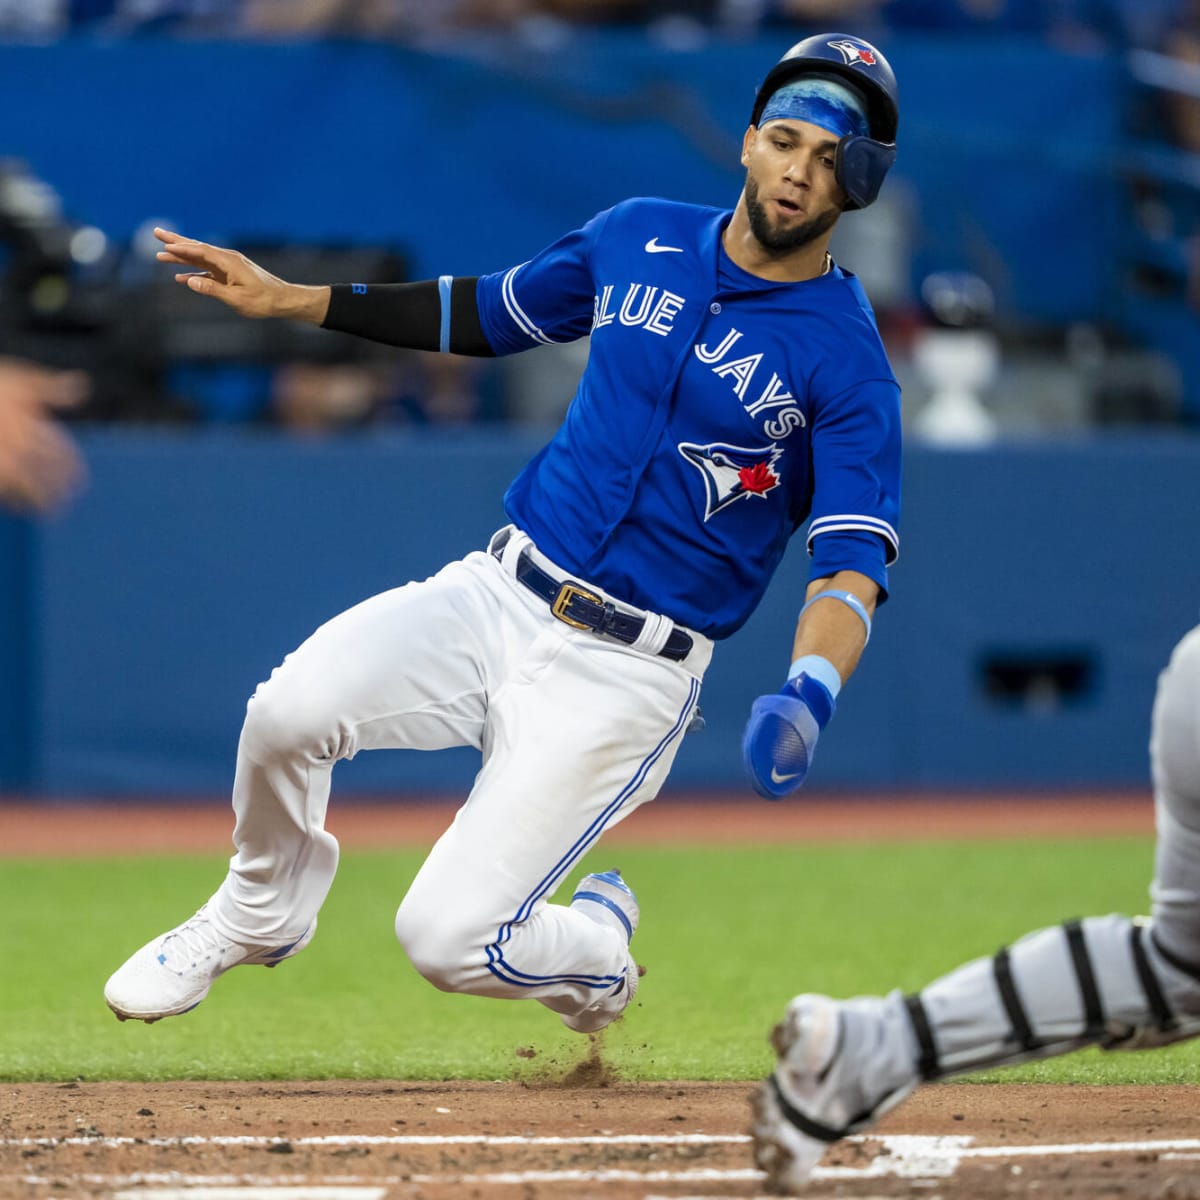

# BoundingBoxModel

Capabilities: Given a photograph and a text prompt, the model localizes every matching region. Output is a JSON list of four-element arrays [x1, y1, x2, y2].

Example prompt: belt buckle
[[552, 581, 601, 630]]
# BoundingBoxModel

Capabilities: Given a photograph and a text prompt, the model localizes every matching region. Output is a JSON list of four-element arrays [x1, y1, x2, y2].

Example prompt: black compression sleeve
[[320, 277, 495, 357]]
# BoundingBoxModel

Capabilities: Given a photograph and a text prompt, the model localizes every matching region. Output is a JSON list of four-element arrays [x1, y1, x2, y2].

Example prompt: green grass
[[3, 836, 1197, 1083]]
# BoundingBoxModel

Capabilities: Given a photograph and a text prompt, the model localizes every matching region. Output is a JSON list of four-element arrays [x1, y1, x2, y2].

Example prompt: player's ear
[[741, 126, 757, 167]]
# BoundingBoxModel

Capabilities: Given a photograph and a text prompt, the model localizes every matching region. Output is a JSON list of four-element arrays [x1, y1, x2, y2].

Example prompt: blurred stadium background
[[2, 0, 1200, 802]]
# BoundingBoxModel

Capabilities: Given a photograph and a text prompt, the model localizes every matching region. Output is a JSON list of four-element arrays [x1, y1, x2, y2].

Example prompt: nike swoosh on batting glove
[[741, 672, 836, 800]]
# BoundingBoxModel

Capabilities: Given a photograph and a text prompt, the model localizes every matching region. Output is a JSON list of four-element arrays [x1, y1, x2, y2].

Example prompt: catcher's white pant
[[205, 527, 711, 1020], [856, 622, 1200, 1094], [1148, 623, 1200, 970]]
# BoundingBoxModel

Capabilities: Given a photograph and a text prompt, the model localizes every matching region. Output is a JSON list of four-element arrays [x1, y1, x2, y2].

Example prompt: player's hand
[[154, 228, 328, 323], [0, 359, 88, 512], [741, 672, 835, 800]]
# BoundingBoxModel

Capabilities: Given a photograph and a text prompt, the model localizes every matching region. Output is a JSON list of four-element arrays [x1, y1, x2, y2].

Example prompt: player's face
[[740, 119, 845, 253]]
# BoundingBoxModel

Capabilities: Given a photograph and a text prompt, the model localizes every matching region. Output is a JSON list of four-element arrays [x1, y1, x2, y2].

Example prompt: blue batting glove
[[741, 672, 836, 800]]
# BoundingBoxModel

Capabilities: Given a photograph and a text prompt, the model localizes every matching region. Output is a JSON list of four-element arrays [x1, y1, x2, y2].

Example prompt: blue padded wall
[[5, 430, 1197, 796]]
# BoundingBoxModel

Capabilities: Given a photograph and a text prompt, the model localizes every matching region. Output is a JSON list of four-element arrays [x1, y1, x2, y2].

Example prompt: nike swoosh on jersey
[[770, 767, 801, 784], [645, 237, 684, 254]]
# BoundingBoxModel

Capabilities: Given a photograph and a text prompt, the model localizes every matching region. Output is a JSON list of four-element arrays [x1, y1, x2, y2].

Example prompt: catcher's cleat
[[561, 870, 640, 1034], [752, 993, 917, 1193], [104, 905, 314, 1023]]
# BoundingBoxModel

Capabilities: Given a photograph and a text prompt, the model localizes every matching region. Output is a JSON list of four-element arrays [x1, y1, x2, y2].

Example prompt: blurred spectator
[[0, 358, 86, 511], [269, 353, 500, 431], [1127, 0, 1200, 322], [269, 361, 386, 431], [1113, 0, 1190, 50], [1161, 1, 1200, 154], [239, 0, 649, 38], [0, 0, 65, 39], [394, 352, 498, 424], [106, 0, 240, 34], [881, 0, 1060, 35], [1161, 3, 1200, 321], [757, 0, 888, 29], [241, 0, 463, 37], [1, 0, 1171, 40]]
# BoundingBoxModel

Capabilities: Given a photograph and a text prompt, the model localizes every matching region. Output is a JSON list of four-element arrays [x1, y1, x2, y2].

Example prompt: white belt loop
[[630, 610, 674, 657], [500, 527, 531, 576]]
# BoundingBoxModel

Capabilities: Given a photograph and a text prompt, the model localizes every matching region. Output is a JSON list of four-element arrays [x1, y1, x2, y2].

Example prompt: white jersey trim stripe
[[807, 515, 900, 565], [502, 264, 554, 345], [809, 513, 898, 542]]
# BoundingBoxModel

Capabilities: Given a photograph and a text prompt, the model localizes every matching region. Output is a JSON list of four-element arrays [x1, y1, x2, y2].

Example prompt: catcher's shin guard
[[900, 914, 1200, 1081]]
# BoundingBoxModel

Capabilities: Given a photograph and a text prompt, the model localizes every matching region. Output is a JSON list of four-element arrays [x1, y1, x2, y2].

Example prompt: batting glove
[[741, 672, 836, 800]]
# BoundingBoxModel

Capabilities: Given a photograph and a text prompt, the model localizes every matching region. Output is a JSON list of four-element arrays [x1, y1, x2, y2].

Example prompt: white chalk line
[[8, 1132, 747, 1149], [956, 1137, 1200, 1160], [16, 1132, 1200, 1157], [13, 1132, 1200, 1190], [18, 1170, 767, 1187], [812, 1136, 1200, 1181], [113, 1190, 386, 1200]]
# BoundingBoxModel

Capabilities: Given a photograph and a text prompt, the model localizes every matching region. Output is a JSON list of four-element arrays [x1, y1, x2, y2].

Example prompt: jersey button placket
[[709, 302, 722, 315]]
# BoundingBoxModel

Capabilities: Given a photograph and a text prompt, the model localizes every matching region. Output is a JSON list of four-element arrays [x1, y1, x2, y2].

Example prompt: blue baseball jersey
[[475, 197, 901, 641]]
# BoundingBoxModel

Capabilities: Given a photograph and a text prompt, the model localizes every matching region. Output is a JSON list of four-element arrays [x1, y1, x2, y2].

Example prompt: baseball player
[[753, 621, 1200, 1192], [104, 33, 903, 1035]]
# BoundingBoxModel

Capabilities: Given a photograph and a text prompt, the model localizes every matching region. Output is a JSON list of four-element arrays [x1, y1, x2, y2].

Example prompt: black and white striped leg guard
[[896, 914, 1200, 1080]]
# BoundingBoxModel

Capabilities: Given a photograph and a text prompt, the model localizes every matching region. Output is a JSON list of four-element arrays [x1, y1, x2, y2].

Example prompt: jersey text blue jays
[[475, 197, 901, 639]]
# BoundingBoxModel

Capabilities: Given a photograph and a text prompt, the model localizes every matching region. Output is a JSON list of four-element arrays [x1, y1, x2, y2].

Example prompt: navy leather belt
[[490, 532, 693, 663]]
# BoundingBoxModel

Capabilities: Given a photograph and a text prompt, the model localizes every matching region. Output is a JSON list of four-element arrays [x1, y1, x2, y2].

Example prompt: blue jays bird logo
[[828, 39, 877, 67], [679, 441, 783, 521]]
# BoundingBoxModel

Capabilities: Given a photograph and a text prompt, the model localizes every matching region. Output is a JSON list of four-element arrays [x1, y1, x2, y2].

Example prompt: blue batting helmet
[[750, 33, 899, 210]]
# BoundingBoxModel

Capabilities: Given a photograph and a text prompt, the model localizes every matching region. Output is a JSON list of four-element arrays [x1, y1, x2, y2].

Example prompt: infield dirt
[[6, 1078, 1200, 1198]]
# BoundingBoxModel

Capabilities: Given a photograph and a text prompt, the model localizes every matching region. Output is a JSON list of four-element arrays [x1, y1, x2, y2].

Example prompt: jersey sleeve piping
[[807, 515, 899, 565], [501, 263, 556, 345]]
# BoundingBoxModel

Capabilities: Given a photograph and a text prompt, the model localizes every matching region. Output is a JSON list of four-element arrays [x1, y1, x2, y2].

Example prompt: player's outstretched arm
[[742, 570, 877, 800], [155, 227, 331, 323], [156, 228, 496, 356]]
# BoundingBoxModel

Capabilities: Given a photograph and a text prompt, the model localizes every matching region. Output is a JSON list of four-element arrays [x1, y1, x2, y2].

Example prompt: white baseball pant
[[204, 527, 711, 1021]]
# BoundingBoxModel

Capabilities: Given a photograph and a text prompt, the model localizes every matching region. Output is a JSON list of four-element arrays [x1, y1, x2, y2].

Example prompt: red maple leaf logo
[[738, 461, 779, 495], [858, 48, 877, 65]]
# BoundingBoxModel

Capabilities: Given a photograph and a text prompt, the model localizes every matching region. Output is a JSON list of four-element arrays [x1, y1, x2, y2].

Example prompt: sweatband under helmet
[[757, 76, 869, 140]]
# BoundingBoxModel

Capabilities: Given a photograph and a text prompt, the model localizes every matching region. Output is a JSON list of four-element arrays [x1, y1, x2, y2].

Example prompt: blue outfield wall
[[2, 430, 1198, 797]]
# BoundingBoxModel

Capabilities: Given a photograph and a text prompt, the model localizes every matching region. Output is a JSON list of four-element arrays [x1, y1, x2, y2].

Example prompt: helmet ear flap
[[835, 136, 896, 210]]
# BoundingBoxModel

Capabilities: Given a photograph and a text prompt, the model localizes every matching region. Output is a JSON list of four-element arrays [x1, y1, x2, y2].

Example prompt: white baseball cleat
[[751, 993, 917, 1194], [561, 869, 640, 1034], [104, 905, 315, 1023]]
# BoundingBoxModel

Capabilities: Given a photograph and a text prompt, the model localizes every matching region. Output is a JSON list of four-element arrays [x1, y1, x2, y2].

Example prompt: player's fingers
[[0, 361, 87, 413], [159, 241, 222, 266], [37, 369, 89, 411], [182, 273, 229, 299], [153, 228, 226, 258], [42, 422, 85, 503], [33, 421, 84, 499], [43, 367, 88, 410], [0, 458, 40, 510], [158, 238, 244, 279], [0, 421, 82, 512], [153, 226, 206, 248]]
